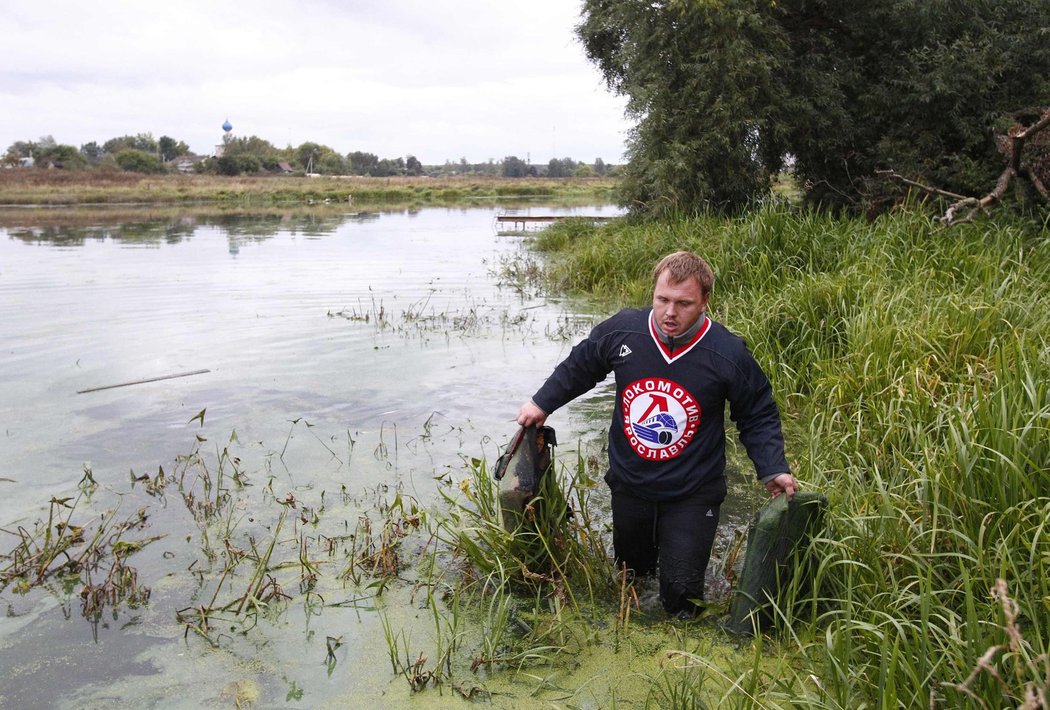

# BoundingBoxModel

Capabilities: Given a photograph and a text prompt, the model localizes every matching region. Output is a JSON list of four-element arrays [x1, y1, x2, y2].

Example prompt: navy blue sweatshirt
[[532, 308, 789, 504]]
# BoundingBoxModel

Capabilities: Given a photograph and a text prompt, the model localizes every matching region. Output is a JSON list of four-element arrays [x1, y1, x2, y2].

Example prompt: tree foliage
[[347, 151, 379, 175], [207, 135, 282, 175], [547, 157, 579, 177], [578, 0, 1050, 216], [157, 135, 190, 162], [2, 136, 87, 169], [38, 143, 88, 170], [214, 154, 261, 176], [2, 140, 38, 166], [114, 148, 165, 174], [502, 155, 536, 177], [103, 133, 159, 155], [318, 152, 350, 175], [79, 142, 104, 163], [373, 157, 406, 177]]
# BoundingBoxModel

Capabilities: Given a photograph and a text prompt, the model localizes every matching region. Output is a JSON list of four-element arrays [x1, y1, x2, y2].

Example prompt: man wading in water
[[517, 251, 797, 617]]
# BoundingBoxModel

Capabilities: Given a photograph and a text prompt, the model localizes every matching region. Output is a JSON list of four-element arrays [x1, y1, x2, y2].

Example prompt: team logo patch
[[621, 377, 701, 461]]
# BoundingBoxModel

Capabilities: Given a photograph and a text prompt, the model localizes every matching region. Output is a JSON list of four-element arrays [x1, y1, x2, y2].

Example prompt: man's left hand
[[765, 473, 797, 502]]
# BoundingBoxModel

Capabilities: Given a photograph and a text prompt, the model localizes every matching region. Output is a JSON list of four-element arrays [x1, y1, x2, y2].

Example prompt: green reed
[[372, 446, 627, 693], [432, 450, 616, 608], [528, 205, 1050, 706]]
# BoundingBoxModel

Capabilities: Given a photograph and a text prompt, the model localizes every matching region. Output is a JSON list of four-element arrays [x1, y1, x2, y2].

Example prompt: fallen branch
[[77, 369, 211, 394], [879, 106, 1049, 225]]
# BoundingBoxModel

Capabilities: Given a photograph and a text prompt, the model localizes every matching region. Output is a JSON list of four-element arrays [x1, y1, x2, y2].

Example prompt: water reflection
[[0, 197, 613, 244], [0, 208, 388, 247]]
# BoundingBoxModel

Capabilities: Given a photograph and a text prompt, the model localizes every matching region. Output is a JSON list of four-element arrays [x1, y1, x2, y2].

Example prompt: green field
[[0, 170, 617, 206]]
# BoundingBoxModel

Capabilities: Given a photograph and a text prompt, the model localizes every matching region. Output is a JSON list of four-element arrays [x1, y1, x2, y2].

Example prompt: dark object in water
[[727, 491, 828, 635], [493, 425, 557, 533], [77, 368, 211, 394]]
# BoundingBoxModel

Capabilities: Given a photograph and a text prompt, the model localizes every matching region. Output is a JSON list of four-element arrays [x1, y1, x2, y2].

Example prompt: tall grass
[[530, 205, 1050, 706], [422, 451, 621, 668]]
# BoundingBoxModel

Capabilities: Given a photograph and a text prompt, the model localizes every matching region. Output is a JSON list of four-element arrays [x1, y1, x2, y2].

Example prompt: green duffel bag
[[727, 491, 828, 635]]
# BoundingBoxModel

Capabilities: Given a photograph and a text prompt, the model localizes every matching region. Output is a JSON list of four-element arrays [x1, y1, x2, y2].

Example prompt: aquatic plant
[[0, 486, 158, 629], [365, 444, 631, 695]]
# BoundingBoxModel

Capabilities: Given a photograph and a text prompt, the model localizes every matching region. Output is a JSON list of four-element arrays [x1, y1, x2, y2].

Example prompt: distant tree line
[[496, 156, 612, 178], [1, 133, 193, 173], [1, 132, 618, 179]]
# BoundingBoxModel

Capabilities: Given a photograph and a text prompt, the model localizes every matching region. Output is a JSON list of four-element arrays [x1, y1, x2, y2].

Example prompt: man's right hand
[[516, 401, 547, 427], [765, 473, 797, 502]]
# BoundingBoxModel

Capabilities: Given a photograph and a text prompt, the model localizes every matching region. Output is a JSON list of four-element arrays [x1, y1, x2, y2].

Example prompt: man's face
[[652, 271, 709, 337]]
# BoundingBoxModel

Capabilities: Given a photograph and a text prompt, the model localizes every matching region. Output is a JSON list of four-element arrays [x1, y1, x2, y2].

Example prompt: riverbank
[[0, 170, 617, 206], [526, 207, 1050, 707], [4, 200, 1045, 706]]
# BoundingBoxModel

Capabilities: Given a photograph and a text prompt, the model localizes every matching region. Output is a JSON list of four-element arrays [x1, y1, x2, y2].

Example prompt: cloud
[[0, 0, 630, 163]]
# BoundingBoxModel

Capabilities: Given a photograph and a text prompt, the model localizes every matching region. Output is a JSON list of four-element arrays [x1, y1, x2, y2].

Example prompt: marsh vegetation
[[2, 203, 1046, 707], [0, 171, 616, 207], [527, 205, 1050, 707]]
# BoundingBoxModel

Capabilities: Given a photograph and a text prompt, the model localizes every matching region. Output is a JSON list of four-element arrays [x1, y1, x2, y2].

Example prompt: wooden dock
[[494, 214, 615, 232]]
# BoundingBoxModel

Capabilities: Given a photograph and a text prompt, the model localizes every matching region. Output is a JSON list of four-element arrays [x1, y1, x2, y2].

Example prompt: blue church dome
[[222, 119, 233, 132]]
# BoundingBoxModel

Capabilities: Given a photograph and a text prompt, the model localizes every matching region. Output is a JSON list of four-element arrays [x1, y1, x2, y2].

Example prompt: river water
[[0, 203, 761, 708], [0, 206, 619, 522]]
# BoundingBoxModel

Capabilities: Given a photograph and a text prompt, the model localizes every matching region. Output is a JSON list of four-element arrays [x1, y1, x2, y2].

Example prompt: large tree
[[114, 148, 164, 174], [502, 155, 533, 178], [578, 0, 1050, 216], [157, 135, 190, 162], [547, 157, 579, 177], [103, 133, 158, 155], [37, 143, 87, 169], [2, 140, 37, 166], [347, 151, 379, 175]]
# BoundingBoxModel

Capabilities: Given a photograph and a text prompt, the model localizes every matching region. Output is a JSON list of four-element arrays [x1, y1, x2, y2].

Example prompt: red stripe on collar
[[649, 312, 711, 363]]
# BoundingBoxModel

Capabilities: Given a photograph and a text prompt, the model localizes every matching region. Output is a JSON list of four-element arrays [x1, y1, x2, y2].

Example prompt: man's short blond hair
[[652, 251, 714, 295]]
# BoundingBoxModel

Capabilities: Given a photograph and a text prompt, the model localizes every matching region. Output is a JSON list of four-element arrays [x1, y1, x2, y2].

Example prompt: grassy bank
[[526, 207, 1050, 707], [0, 170, 617, 206]]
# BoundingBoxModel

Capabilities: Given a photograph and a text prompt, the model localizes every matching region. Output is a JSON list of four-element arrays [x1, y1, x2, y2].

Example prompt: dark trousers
[[611, 488, 720, 615]]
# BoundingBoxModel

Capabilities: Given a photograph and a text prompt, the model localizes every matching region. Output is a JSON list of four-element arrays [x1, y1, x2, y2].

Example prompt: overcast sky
[[1, 0, 632, 165]]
